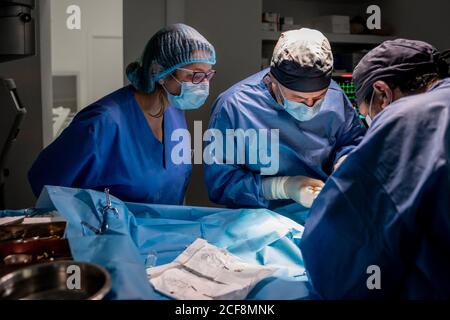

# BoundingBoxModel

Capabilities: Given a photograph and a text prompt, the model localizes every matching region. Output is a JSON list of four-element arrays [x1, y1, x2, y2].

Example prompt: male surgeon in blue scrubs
[[28, 24, 216, 205], [204, 28, 366, 209], [301, 39, 450, 299]]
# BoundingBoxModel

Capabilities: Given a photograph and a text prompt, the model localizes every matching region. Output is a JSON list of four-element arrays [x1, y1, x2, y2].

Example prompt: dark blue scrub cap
[[353, 39, 450, 105], [126, 23, 216, 93]]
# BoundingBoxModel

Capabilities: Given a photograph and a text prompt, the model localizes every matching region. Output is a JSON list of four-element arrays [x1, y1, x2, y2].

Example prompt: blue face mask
[[164, 75, 210, 110], [278, 84, 324, 122]]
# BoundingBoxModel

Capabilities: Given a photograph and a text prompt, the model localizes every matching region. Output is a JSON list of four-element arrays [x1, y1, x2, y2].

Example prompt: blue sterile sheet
[[1, 186, 312, 300]]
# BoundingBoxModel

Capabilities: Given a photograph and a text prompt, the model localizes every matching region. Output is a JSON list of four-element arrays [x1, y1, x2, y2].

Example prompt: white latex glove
[[262, 176, 325, 208], [333, 155, 348, 172]]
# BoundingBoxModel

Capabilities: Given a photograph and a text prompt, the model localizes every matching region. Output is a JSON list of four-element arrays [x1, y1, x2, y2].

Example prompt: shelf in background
[[261, 31, 395, 45]]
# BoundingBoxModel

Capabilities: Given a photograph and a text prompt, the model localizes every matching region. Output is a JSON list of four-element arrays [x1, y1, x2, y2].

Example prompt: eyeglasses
[[177, 68, 217, 84]]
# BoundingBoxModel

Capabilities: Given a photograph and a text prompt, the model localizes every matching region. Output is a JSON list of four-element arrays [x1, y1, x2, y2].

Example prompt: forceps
[[81, 188, 119, 234]]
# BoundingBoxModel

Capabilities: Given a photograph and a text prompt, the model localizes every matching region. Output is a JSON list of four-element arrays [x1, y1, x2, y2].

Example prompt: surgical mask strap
[[368, 90, 376, 120], [275, 83, 286, 105], [369, 88, 393, 119], [161, 74, 182, 97], [171, 74, 182, 86]]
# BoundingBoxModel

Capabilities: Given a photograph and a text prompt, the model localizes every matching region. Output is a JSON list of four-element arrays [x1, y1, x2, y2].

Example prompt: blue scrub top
[[204, 69, 367, 208], [301, 78, 450, 299], [29, 85, 192, 205]]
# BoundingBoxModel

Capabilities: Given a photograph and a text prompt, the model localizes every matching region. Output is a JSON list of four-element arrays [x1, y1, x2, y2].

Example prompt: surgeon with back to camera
[[301, 39, 450, 299]]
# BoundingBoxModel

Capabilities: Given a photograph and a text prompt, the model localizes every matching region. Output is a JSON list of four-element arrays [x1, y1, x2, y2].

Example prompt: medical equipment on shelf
[[333, 73, 356, 104]]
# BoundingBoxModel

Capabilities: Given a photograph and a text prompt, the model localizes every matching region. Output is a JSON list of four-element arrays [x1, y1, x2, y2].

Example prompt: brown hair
[[154, 83, 169, 108]]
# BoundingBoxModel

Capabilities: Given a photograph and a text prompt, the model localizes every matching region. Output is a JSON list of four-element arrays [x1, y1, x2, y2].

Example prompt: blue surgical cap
[[126, 23, 216, 93]]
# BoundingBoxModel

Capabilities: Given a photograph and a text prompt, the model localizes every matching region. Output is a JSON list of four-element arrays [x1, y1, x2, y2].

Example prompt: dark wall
[[184, 0, 262, 207], [385, 0, 450, 51], [123, 0, 166, 84]]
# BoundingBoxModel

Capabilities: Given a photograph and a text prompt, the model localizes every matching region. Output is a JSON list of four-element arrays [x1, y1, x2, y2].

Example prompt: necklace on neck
[[145, 104, 164, 118]]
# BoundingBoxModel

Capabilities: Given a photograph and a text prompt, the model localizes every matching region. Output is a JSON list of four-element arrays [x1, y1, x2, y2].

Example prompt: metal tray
[[0, 222, 66, 242], [0, 261, 111, 300]]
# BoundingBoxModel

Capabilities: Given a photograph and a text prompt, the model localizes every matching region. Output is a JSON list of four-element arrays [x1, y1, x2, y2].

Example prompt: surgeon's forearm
[[206, 165, 269, 208]]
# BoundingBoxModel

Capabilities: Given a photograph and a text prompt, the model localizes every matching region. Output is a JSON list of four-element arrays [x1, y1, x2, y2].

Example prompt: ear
[[373, 80, 393, 109]]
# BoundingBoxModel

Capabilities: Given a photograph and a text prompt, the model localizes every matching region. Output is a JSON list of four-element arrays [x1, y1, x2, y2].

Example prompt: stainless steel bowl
[[0, 261, 111, 300]]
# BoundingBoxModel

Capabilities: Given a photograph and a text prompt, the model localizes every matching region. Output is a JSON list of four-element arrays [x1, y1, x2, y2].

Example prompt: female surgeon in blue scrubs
[[28, 24, 216, 205]]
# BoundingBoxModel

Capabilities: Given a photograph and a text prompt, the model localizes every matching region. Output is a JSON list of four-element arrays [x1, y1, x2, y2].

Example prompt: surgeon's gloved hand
[[262, 176, 325, 208]]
